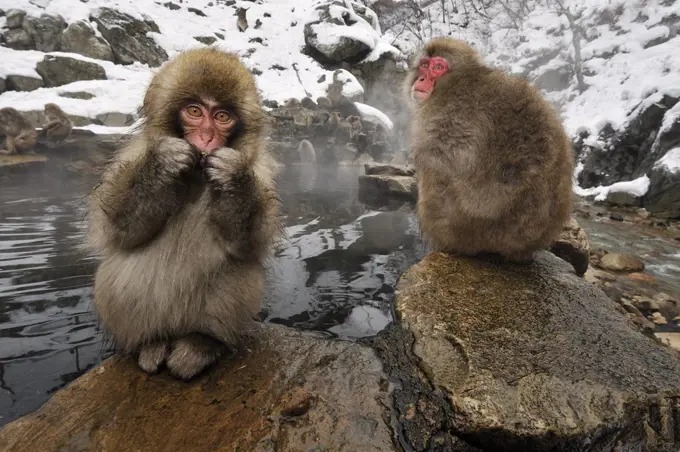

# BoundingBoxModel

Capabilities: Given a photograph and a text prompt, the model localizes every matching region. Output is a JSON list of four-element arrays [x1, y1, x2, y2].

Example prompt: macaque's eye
[[435, 63, 443, 70], [186, 105, 203, 117], [420, 61, 429, 69], [214, 111, 232, 123]]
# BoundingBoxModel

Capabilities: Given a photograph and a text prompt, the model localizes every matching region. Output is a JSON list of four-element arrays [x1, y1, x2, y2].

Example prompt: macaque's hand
[[152, 137, 198, 177], [204, 147, 247, 186]]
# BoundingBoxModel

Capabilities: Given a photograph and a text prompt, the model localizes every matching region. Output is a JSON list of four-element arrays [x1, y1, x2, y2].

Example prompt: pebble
[[598, 253, 645, 273], [650, 312, 668, 325], [610, 214, 625, 222], [627, 272, 656, 284], [655, 332, 680, 352]]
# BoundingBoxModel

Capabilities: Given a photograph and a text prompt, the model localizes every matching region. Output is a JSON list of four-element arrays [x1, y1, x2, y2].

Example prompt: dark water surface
[[0, 164, 425, 426]]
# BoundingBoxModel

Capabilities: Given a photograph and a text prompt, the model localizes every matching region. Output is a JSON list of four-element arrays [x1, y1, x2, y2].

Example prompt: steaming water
[[0, 164, 426, 426]]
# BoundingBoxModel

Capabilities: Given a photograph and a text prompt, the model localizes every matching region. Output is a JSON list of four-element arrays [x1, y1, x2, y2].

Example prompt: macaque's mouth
[[412, 89, 431, 100]]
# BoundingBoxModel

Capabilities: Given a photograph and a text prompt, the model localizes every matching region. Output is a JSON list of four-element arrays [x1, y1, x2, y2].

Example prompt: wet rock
[[650, 311, 668, 325], [549, 217, 591, 276], [578, 93, 679, 189], [387, 251, 680, 451], [58, 91, 96, 100], [194, 35, 217, 45], [6, 9, 26, 29], [303, 1, 374, 64], [599, 253, 645, 273], [95, 112, 134, 127], [3, 28, 33, 50], [188, 7, 206, 16], [5, 75, 44, 92], [0, 326, 394, 451], [646, 159, 680, 219], [0, 77, 5, 94], [606, 190, 643, 207], [656, 332, 680, 352], [23, 14, 67, 52], [164, 2, 181, 10], [90, 8, 168, 67], [632, 296, 660, 311], [364, 162, 415, 177], [358, 173, 417, 207], [60, 21, 115, 61], [627, 272, 657, 284], [36, 55, 107, 87]]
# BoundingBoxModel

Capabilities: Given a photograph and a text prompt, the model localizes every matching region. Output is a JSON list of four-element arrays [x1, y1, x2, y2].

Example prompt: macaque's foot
[[138, 341, 170, 374], [166, 333, 226, 380], [154, 136, 198, 176], [204, 147, 248, 185]]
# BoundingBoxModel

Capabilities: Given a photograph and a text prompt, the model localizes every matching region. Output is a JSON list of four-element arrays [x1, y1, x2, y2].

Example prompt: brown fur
[[42, 103, 73, 144], [297, 139, 316, 163], [0, 107, 37, 154], [405, 38, 574, 261], [86, 48, 281, 380]]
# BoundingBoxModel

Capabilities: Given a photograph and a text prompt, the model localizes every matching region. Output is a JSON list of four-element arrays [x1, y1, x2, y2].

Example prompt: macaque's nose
[[418, 75, 426, 82], [197, 126, 219, 152]]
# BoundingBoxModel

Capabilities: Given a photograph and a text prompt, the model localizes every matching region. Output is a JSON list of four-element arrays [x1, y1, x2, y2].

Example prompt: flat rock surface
[[392, 251, 680, 451], [0, 326, 395, 452]]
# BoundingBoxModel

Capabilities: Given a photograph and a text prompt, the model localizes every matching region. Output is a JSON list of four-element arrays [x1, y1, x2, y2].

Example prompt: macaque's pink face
[[412, 56, 450, 101], [181, 101, 237, 153]]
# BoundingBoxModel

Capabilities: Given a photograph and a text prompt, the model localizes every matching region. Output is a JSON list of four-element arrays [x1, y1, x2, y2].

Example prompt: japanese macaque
[[335, 117, 353, 144], [0, 107, 37, 154], [297, 139, 316, 163], [346, 115, 363, 135], [317, 96, 332, 110], [41, 103, 73, 145], [86, 48, 281, 380], [406, 38, 573, 262]]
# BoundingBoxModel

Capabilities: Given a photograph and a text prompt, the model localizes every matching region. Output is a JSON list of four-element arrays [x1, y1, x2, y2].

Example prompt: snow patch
[[354, 102, 393, 130], [655, 148, 680, 174], [334, 69, 364, 99], [575, 175, 651, 201]]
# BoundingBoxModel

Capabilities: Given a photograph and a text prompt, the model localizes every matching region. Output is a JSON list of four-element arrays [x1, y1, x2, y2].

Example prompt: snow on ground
[[655, 148, 680, 174], [0, 0, 399, 133], [574, 175, 651, 201], [387, 0, 680, 138], [355, 102, 393, 130]]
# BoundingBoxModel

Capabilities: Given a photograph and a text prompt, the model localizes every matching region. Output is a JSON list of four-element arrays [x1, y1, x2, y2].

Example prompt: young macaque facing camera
[[87, 48, 281, 380], [41, 103, 73, 145], [406, 37, 573, 262]]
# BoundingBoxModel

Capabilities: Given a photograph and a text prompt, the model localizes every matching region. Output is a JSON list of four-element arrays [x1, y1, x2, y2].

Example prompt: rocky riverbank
[[2, 251, 679, 451]]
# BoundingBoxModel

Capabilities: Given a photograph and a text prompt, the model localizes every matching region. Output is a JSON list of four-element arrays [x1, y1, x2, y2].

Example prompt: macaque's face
[[180, 101, 237, 153], [412, 56, 450, 102]]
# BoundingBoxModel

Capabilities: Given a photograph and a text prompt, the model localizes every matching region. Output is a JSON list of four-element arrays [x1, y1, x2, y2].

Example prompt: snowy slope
[[0, 0, 397, 133], [384, 0, 680, 138]]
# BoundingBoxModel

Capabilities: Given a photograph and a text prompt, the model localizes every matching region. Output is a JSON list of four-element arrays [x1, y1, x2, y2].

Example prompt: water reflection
[[0, 164, 425, 426]]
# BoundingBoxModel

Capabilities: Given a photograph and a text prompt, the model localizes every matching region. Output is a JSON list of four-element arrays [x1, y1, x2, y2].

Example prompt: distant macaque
[[300, 96, 318, 110], [316, 96, 332, 110], [41, 103, 73, 145], [86, 48, 281, 380], [406, 38, 573, 262], [0, 107, 37, 154], [297, 139, 316, 163], [285, 98, 300, 108], [236, 7, 248, 32], [335, 117, 353, 144], [346, 115, 362, 135]]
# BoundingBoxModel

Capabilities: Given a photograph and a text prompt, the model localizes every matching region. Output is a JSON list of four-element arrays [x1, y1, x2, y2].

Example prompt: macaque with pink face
[[405, 37, 574, 263], [86, 48, 281, 380]]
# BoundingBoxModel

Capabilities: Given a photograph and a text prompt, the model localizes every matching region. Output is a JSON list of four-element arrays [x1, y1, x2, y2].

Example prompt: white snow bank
[[655, 148, 680, 174], [575, 175, 651, 201], [333, 69, 364, 99], [354, 102, 393, 130], [0, 0, 401, 132]]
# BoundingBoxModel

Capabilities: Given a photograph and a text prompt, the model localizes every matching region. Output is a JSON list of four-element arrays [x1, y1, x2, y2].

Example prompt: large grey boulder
[[60, 21, 115, 61], [645, 152, 680, 218], [22, 14, 67, 52], [35, 55, 107, 87], [378, 251, 680, 451], [5, 75, 43, 92], [0, 326, 395, 451], [90, 8, 168, 67]]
